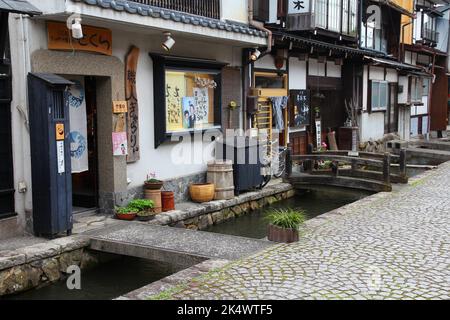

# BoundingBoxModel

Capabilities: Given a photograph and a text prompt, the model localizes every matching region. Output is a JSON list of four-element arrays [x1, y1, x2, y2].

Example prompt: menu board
[[289, 89, 310, 127]]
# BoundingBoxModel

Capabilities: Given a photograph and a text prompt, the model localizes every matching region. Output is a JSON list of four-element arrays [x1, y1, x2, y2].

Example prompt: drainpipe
[[248, 0, 272, 54]]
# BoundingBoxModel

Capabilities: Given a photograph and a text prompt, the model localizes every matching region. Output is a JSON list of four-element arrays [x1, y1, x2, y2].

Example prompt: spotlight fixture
[[71, 18, 83, 40], [250, 48, 261, 61], [162, 32, 175, 51]]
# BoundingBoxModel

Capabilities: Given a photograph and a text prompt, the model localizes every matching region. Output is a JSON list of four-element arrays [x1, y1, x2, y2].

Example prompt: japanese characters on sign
[[113, 101, 128, 114], [288, 0, 309, 14], [47, 21, 112, 56]]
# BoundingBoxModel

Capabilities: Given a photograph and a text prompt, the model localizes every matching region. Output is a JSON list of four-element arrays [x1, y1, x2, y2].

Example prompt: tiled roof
[[72, 0, 267, 38]]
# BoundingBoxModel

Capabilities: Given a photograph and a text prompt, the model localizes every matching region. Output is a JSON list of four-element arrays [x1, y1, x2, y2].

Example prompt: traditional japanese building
[[1, 0, 268, 238]]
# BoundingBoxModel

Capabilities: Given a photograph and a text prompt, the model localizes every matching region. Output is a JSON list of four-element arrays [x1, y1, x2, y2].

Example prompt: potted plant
[[266, 208, 306, 243], [144, 172, 164, 190], [115, 206, 138, 221], [128, 199, 155, 222]]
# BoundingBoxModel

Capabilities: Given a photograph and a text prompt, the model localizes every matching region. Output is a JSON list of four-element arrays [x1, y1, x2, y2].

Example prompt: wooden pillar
[[399, 149, 407, 179], [383, 152, 391, 185], [285, 146, 292, 179]]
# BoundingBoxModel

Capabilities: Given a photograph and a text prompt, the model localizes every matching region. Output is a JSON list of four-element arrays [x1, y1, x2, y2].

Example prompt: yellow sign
[[56, 123, 65, 141], [47, 21, 112, 56], [113, 100, 128, 113], [166, 72, 186, 132]]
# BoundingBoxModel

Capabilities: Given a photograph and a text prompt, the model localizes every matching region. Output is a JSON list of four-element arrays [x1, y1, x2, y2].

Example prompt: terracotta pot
[[144, 181, 164, 190], [162, 191, 175, 212], [115, 213, 136, 221], [189, 183, 215, 203], [144, 190, 162, 213], [267, 224, 299, 243]]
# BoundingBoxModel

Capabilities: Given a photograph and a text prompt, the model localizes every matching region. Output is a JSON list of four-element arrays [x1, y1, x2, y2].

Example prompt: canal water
[[205, 189, 372, 239], [3, 256, 185, 300]]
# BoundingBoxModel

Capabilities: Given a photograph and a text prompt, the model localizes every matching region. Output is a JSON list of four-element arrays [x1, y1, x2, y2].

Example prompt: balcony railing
[[130, 0, 220, 20], [287, 0, 358, 37]]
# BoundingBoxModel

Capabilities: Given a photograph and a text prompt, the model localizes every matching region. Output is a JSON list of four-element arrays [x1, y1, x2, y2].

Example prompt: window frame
[[150, 53, 227, 148], [369, 80, 389, 112]]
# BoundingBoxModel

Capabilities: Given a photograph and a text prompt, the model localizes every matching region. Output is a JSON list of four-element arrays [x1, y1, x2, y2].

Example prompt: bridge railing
[[285, 148, 408, 186]]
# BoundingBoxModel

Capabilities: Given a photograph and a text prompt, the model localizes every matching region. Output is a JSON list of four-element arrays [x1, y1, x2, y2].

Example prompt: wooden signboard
[[125, 46, 140, 163], [55, 123, 65, 141], [113, 100, 128, 114], [47, 21, 112, 56]]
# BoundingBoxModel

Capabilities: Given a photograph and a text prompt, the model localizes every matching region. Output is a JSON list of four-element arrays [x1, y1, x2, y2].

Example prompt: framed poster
[[290, 89, 310, 128]]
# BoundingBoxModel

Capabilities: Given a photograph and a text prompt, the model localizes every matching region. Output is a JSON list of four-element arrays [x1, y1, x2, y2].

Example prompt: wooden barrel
[[161, 191, 175, 212], [144, 190, 162, 213], [207, 160, 235, 200]]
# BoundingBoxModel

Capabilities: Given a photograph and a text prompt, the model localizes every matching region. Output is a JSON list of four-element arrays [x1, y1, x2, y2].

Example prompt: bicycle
[[259, 140, 288, 189]]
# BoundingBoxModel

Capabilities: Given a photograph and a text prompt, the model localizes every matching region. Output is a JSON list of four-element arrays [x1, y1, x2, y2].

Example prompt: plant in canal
[[265, 208, 306, 230]]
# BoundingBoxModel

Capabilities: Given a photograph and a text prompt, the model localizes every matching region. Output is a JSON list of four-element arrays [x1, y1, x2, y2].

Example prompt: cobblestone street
[[166, 163, 450, 300]]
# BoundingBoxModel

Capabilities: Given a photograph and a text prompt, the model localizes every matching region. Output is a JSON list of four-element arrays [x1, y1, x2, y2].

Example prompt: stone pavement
[[154, 162, 450, 300]]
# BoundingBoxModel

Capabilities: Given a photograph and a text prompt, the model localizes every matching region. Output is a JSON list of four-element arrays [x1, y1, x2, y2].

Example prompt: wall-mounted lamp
[[71, 18, 83, 39], [162, 32, 175, 51], [250, 48, 261, 61]]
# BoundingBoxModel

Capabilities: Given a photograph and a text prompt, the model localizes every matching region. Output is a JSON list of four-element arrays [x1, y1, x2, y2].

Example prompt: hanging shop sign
[[125, 46, 140, 162], [47, 21, 112, 56]]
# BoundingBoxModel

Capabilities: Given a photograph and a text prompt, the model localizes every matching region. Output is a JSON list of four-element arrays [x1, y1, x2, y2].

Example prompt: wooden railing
[[130, 0, 221, 19], [285, 146, 408, 187]]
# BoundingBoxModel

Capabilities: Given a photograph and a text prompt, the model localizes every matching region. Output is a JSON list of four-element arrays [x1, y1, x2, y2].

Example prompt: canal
[[205, 189, 372, 239]]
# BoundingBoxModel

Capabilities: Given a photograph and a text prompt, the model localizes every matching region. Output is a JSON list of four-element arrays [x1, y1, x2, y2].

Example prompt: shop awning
[[363, 56, 424, 72], [0, 0, 41, 16]]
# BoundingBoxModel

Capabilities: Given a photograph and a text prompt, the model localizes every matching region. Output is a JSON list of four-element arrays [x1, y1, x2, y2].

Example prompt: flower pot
[[189, 183, 215, 203], [144, 190, 162, 213], [144, 181, 164, 190], [162, 191, 175, 212], [115, 213, 136, 221], [267, 224, 299, 243]]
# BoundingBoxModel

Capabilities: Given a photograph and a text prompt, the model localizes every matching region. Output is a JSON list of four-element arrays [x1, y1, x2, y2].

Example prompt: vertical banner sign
[[57, 141, 65, 174], [68, 78, 89, 173], [315, 119, 322, 149], [125, 46, 140, 163]]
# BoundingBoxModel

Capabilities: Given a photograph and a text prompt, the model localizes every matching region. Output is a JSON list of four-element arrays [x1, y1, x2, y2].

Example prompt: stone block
[[41, 258, 61, 282], [212, 211, 224, 225], [15, 242, 61, 264], [198, 214, 213, 230], [0, 252, 26, 271]]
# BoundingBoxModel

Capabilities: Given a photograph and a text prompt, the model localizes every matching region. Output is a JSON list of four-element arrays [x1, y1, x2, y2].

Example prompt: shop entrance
[[69, 76, 99, 213]]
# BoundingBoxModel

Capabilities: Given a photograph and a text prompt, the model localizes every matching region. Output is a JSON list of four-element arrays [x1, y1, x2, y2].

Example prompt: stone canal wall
[[0, 236, 106, 297], [147, 183, 295, 230]]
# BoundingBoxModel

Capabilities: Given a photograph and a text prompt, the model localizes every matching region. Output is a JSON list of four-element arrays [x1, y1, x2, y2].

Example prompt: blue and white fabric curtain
[[68, 78, 89, 173]]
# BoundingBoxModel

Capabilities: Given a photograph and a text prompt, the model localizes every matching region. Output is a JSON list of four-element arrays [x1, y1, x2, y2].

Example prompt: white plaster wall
[[221, 0, 248, 23], [254, 54, 286, 70], [308, 59, 325, 77], [288, 58, 307, 90], [326, 61, 341, 78], [360, 112, 386, 141], [398, 106, 411, 140]]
